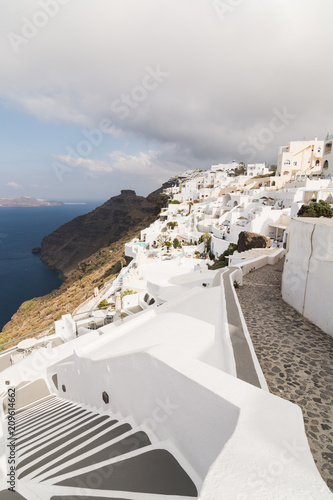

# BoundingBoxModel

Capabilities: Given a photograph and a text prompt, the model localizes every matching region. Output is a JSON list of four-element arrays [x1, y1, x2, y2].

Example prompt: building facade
[[277, 139, 324, 178], [321, 130, 333, 178]]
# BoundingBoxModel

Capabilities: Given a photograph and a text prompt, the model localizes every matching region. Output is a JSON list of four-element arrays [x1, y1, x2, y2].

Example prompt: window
[[284, 160, 291, 165], [323, 160, 329, 170], [325, 142, 332, 155], [293, 161, 297, 166]]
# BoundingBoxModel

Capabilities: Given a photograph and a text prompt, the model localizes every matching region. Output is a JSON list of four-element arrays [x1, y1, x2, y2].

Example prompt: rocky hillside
[[0, 186, 171, 349], [41, 189, 163, 275], [0, 221, 150, 350]]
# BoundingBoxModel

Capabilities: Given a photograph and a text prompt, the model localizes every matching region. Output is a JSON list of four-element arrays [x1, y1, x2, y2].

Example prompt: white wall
[[282, 217, 333, 336], [54, 347, 240, 483], [211, 236, 232, 257]]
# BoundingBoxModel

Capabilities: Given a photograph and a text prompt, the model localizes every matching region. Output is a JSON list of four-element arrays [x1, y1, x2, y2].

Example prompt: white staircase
[[10, 395, 198, 499]]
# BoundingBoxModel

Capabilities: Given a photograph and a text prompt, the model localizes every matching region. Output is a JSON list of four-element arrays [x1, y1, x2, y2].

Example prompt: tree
[[157, 233, 172, 248], [199, 232, 212, 252], [297, 200, 333, 218], [173, 238, 181, 249], [269, 164, 277, 172], [234, 164, 246, 177]]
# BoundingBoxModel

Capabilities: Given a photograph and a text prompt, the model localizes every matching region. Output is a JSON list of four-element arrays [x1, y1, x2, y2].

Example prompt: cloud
[[7, 181, 21, 189], [53, 148, 184, 185], [110, 149, 183, 184], [1, 0, 333, 172]]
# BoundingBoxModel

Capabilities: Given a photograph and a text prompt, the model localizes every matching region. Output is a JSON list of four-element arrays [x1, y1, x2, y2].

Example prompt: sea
[[0, 201, 103, 332]]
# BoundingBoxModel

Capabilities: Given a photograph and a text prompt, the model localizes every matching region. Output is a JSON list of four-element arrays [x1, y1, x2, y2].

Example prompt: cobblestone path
[[236, 258, 333, 492]]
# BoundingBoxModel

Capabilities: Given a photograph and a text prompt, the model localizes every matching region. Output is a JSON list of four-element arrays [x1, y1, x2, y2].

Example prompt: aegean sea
[[0, 201, 102, 332]]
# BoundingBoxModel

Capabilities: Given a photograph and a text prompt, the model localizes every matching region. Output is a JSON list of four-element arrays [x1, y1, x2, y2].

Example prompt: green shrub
[[207, 260, 227, 270], [208, 243, 238, 270], [173, 238, 181, 249], [97, 299, 109, 309], [167, 221, 178, 229], [120, 289, 137, 300], [297, 199, 333, 218], [171, 200, 181, 204]]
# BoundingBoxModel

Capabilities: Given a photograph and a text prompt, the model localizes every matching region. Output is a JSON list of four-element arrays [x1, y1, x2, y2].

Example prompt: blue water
[[0, 202, 102, 332]]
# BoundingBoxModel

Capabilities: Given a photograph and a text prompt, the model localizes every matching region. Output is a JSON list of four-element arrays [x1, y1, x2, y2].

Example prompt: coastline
[[0, 202, 102, 334]]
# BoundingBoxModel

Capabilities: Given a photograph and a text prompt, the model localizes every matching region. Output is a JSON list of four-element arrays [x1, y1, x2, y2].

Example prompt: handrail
[[0, 325, 55, 351]]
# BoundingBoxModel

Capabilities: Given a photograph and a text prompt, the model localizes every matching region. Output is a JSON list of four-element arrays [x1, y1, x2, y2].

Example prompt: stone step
[[52, 448, 198, 497], [18, 418, 125, 480], [40, 430, 151, 482]]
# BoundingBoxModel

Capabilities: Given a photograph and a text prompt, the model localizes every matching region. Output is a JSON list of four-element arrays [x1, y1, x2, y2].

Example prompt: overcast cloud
[[0, 0, 332, 197]]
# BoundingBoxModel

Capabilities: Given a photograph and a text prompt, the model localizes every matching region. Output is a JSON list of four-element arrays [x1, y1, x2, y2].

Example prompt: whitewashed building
[[277, 138, 324, 178], [321, 130, 333, 178], [246, 163, 269, 177]]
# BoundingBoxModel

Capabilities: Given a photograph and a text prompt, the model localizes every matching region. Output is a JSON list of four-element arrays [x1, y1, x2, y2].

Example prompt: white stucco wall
[[282, 217, 333, 336]]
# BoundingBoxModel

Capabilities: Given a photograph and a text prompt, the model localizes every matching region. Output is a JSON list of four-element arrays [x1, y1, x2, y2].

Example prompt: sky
[[0, 0, 332, 201]]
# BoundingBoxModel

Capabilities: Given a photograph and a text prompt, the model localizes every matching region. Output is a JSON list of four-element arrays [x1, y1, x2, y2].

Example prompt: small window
[[323, 160, 329, 170], [293, 161, 297, 166], [325, 142, 332, 155], [284, 160, 291, 165], [102, 391, 109, 404]]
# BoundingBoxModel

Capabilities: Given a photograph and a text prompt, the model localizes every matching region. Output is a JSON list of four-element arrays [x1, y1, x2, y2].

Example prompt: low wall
[[214, 270, 237, 378], [214, 250, 285, 389], [233, 248, 285, 277], [216, 269, 268, 390]]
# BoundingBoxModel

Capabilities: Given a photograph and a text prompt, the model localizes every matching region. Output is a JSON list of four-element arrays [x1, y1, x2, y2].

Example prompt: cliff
[[0, 181, 173, 347], [0, 225, 146, 348], [40, 190, 162, 275]]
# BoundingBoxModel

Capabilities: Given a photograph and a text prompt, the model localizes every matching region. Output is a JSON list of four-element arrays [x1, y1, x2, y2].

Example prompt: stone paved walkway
[[236, 258, 333, 492]]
